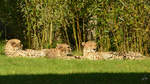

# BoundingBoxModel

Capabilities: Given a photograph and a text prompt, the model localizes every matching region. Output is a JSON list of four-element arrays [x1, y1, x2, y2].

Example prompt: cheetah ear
[[56, 44, 59, 47], [57, 46, 63, 49], [5, 39, 8, 42], [11, 42, 17, 47], [56, 44, 60, 47], [56, 44, 62, 49], [82, 42, 85, 46]]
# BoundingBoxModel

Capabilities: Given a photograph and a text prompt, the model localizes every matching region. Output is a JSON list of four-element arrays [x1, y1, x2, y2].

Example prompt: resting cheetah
[[76, 41, 103, 60], [77, 41, 123, 60], [5, 39, 24, 57], [4, 39, 46, 57], [42, 43, 73, 59]]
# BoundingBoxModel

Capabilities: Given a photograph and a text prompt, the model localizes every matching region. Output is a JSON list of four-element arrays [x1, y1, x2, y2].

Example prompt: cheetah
[[4, 39, 46, 57], [77, 41, 120, 60], [75, 41, 103, 60], [4, 39, 24, 57], [42, 43, 74, 59]]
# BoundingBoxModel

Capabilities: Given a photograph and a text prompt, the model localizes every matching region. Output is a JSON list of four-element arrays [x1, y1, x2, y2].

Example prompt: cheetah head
[[82, 41, 97, 53], [6, 39, 23, 50], [56, 43, 71, 55]]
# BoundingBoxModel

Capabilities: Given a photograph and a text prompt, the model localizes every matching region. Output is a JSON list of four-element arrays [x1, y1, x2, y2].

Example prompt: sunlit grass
[[0, 54, 150, 75]]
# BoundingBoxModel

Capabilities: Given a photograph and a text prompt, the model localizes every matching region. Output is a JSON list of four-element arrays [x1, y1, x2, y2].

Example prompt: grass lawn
[[0, 54, 150, 84], [0, 42, 150, 84]]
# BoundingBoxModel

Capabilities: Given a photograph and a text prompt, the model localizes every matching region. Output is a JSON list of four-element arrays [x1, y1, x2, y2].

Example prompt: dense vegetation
[[0, 0, 150, 56]]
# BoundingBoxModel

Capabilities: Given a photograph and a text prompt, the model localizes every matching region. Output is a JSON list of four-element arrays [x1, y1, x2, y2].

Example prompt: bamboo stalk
[[76, 16, 82, 51], [72, 18, 79, 51], [49, 21, 53, 48], [64, 22, 70, 46]]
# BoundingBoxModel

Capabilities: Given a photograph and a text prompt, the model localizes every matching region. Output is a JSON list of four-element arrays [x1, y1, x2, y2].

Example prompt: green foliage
[[95, 0, 150, 56], [0, 41, 5, 55], [18, 0, 98, 50], [5, 0, 149, 55], [18, 0, 59, 49]]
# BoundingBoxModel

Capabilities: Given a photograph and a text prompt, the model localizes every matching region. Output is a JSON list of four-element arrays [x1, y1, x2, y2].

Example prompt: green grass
[[0, 55, 150, 75], [0, 55, 150, 84]]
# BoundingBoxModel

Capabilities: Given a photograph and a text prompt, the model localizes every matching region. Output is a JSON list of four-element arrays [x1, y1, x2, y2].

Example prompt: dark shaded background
[[0, 73, 150, 84]]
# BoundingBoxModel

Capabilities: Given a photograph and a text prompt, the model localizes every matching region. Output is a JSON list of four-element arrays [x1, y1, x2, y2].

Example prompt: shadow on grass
[[0, 73, 150, 84]]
